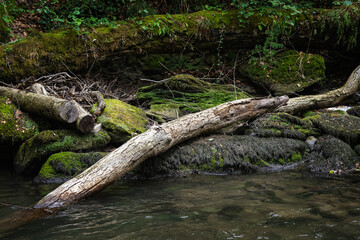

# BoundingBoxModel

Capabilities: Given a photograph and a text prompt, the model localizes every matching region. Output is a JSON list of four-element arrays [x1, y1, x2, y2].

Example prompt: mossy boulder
[[14, 129, 110, 176], [249, 113, 320, 140], [35, 152, 108, 183], [96, 99, 148, 145], [136, 134, 307, 177], [240, 50, 326, 96], [305, 112, 360, 146], [0, 97, 39, 145], [305, 135, 359, 174], [137, 74, 251, 113]]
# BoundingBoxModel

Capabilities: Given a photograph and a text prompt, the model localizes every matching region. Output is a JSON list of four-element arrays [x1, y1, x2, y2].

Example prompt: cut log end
[[77, 115, 95, 133]]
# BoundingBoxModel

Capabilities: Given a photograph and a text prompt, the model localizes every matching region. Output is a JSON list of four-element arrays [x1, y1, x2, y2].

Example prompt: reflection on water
[[1, 169, 360, 240]]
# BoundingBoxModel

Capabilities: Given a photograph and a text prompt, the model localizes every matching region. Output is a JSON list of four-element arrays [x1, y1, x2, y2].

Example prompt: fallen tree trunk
[[0, 86, 94, 133], [278, 64, 360, 113], [1, 8, 359, 81], [33, 96, 288, 210]]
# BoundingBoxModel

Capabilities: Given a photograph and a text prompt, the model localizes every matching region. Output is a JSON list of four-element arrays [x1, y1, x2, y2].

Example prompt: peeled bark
[[278, 65, 360, 113], [0, 86, 94, 133], [34, 96, 288, 210]]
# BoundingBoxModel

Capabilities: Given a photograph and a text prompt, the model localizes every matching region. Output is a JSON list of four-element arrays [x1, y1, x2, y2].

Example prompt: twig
[[0, 202, 30, 210], [35, 72, 72, 82], [159, 62, 176, 75], [60, 61, 84, 85], [0, 80, 14, 87], [140, 78, 170, 83]]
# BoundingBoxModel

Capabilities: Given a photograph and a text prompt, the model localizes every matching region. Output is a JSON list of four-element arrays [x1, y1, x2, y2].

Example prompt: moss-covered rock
[[137, 74, 251, 113], [35, 151, 108, 183], [249, 113, 320, 140], [96, 99, 148, 145], [305, 112, 360, 146], [240, 50, 326, 96], [305, 135, 359, 174], [14, 129, 110, 176], [0, 97, 39, 145], [136, 134, 307, 177]]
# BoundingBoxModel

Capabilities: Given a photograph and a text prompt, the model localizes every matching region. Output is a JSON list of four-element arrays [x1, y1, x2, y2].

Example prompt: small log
[[90, 91, 106, 117], [34, 96, 288, 210], [0, 86, 94, 133], [0, 86, 79, 123]]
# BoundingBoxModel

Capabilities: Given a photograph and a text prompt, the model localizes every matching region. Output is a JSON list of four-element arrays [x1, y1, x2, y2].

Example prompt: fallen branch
[[90, 91, 106, 117], [34, 96, 288, 210]]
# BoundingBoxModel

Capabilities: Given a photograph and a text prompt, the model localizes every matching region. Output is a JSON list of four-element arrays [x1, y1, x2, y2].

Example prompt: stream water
[[1, 169, 360, 240]]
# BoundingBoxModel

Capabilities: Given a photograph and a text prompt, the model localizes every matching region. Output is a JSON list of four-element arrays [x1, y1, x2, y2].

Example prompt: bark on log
[[0, 86, 94, 133], [278, 64, 360, 113], [33, 96, 288, 210]]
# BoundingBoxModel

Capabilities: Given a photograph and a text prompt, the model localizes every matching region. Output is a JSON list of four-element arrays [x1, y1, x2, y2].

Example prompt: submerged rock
[[14, 129, 110, 176], [305, 135, 359, 174], [136, 134, 307, 177], [96, 99, 148, 145], [240, 50, 325, 96], [35, 151, 108, 183], [137, 74, 251, 113], [249, 113, 319, 140]]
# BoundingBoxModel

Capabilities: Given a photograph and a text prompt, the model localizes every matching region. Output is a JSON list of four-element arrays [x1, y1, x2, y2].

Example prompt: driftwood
[[33, 96, 288, 210], [0, 86, 94, 133]]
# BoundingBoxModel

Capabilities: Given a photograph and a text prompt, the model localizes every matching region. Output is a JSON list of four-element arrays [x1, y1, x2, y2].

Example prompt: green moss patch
[[36, 151, 108, 183], [240, 50, 325, 96], [96, 99, 148, 145], [137, 74, 251, 113], [14, 129, 110, 176], [0, 97, 39, 145]]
